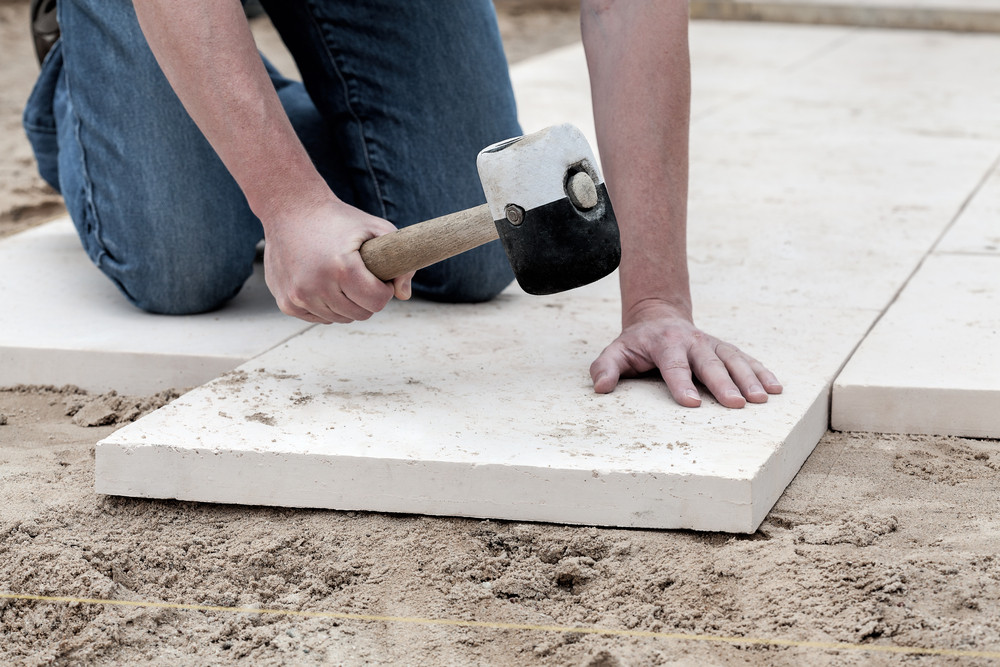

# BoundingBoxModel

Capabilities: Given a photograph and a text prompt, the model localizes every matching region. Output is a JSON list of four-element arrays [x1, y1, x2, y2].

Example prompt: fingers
[[717, 345, 784, 403], [651, 345, 702, 408], [691, 342, 783, 408], [689, 343, 746, 409], [285, 308, 351, 325], [596, 338, 747, 409], [280, 293, 370, 324], [591, 319, 782, 409], [757, 365, 784, 395], [273, 256, 396, 324], [340, 263, 396, 315]]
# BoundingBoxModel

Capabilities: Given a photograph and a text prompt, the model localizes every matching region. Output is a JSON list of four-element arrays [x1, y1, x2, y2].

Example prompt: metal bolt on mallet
[[505, 203, 525, 226]]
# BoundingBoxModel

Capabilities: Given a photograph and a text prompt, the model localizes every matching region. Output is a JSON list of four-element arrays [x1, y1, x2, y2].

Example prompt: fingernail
[[685, 389, 700, 401], [749, 383, 764, 395], [594, 374, 614, 394], [726, 389, 747, 406]]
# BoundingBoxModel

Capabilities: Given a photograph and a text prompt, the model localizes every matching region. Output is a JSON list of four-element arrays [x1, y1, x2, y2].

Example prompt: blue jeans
[[23, 0, 520, 314]]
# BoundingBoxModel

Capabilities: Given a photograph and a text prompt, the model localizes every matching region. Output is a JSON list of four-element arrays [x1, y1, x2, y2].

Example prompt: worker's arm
[[132, 0, 412, 324], [581, 0, 781, 407]]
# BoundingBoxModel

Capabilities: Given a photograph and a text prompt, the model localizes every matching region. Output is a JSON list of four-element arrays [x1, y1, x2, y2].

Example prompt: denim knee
[[107, 233, 257, 316], [412, 242, 514, 303]]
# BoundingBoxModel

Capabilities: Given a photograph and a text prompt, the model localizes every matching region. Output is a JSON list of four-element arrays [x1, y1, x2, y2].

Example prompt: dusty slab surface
[[97, 277, 870, 533], [937, 159, 1000, 256], [97, 23, 1000, 531], [0, 220, 310, 394]]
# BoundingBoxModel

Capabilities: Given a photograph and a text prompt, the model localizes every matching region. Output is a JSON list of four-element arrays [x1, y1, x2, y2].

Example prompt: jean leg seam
[[68, 98, 105, 263], [301, 3, 387, 220], [58, 5, 111, 272]]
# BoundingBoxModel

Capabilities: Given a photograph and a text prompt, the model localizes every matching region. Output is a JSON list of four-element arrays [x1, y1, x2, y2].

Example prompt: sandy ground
[[2, 1, 1000, 665], [0, 2, 65, 238]]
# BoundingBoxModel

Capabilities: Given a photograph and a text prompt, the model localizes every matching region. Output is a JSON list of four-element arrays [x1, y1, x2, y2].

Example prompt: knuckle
[[690, 330, 710, 345], [700, 357, 728, 372], [333, 259, 366, 285], [714, 341, 737, 355], [276, 297, 298, 317], [714, 342, 743, 361], [659, 359, 691, 373], [285, 286, 309, 309]]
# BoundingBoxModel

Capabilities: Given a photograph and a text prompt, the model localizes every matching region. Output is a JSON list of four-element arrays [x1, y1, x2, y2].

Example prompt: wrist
[[621, 295, 693, 328], [249, 168, 337, 237], [619, 259, 693, 326]]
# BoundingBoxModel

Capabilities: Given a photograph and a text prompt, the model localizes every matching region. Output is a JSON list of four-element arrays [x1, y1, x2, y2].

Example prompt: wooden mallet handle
[[358, 203, 498, 281]]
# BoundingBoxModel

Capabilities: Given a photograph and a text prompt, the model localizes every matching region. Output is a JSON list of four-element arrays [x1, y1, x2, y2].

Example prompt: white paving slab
[[0, 220, 310, 394], [832, 254, 1000, 437], [98, 22, 1000, 530], [98, 277, 872, 533], [832, 160, 1000, 437]]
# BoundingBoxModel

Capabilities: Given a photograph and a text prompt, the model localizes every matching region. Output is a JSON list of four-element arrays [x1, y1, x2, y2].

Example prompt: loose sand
[[1, 2, 999, 664]]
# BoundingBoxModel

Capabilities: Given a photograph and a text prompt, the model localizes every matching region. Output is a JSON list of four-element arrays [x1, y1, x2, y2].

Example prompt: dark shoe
[[31, 0, 59, 65]]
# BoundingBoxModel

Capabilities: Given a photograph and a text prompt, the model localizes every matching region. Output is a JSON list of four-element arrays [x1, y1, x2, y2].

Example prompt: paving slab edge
[[832, 384, 1000, 438], [691, 0, 1000, 32], [0, 347, 237, 396], [94, 372, 834, 534]]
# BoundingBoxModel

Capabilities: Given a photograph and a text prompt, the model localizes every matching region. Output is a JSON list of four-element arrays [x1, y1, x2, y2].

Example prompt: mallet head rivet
[[567, 171, 599, 211]]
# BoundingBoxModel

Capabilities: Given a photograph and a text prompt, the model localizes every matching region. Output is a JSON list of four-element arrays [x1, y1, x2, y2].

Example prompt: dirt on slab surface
[[2, 1, 999, 665]]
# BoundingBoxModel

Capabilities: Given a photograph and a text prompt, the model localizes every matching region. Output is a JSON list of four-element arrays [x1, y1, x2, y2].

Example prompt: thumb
[[391, 272, 414, 301], [590, 347, 625, 394]]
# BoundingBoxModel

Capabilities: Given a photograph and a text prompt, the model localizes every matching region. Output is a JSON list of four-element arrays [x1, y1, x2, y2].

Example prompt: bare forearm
[[581, 0, 692, 320], [132, 0, 329, 228], [132, 0, 408, 324]]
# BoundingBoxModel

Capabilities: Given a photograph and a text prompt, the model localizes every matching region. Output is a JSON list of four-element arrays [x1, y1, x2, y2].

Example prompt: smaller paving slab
[[832, 163, 1000, 438], [832, 255, 1000, 438], [0, 219, 311, 394]]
